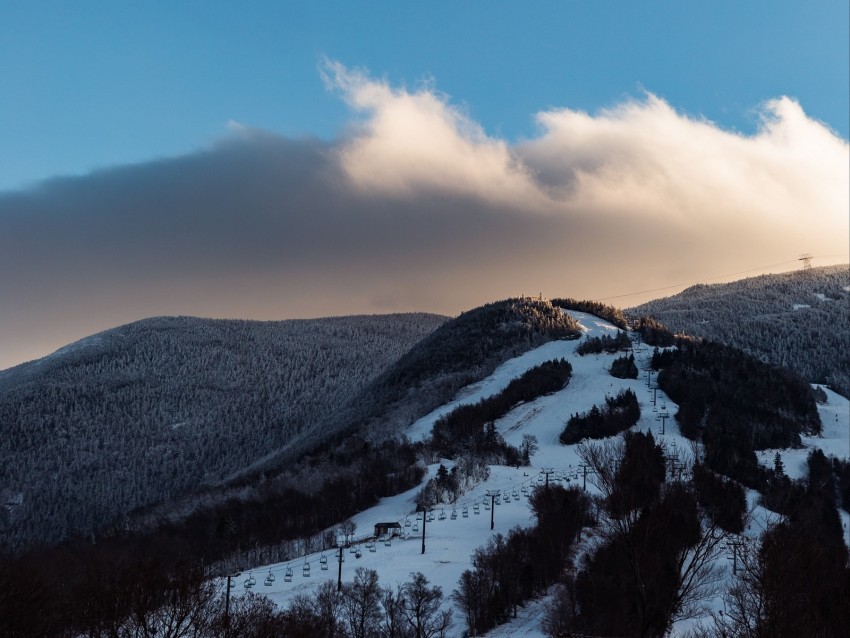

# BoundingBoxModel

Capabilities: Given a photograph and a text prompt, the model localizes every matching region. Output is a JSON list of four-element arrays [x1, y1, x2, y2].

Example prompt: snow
[[792, 303, 811, 310], [223, 310, 849, 637], [755, 386, 849, 480]]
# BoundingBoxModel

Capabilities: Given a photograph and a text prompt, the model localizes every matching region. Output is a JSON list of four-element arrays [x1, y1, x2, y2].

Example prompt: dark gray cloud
[[1, 66, 847, 369]]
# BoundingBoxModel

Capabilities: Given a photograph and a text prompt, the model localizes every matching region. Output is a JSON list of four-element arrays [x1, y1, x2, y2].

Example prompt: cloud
[[0, 61, 847, 369]]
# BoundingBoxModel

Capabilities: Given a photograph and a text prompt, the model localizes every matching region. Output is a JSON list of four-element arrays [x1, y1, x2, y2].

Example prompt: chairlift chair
[[412, 521, 419, 532], [450, 508, 457, 520], [369, 541, 377, 552], [320, 554, 329, 570], [384, 536, 392, 547], [244, 573, 256, 589], [438, 509, 447, 520], [473, 503, 480, 514], [462, 506, 469, 518], [284, 567, 293, 582], [405, 518, 412, 527], [303, 562, 310, 577]]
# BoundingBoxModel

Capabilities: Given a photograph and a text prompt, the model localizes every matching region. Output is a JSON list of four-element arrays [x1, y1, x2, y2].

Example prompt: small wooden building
[[374, 522, 402, 538]]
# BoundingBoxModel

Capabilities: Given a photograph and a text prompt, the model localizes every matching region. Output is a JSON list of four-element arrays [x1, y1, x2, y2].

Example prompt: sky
[[0, 1, 848, 370]]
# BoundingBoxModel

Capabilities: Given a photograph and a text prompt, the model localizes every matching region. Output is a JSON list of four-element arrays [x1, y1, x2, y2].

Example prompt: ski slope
[[227, 310, 849, 637]]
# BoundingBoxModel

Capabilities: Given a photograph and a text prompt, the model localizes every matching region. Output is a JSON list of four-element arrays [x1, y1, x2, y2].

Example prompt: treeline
[[629, 264, 850, 397], [453, 485, 591, 636], [0, 436, 426, 636], [275, 569, 452, 638], [559, 389, 640, 445], [575, 330, 632, 355], [0, 554, 454, 638], [0, 313, 445, 551], [652, 338, 821, 488], [609, 353, 638, 379], [550, 298, 629, 329], [634, 316, 676, 346], [431, 358, 572, 459]]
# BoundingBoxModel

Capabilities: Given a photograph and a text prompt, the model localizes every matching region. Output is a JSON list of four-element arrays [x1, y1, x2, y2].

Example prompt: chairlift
[[244, 573, 256, 589], [521, 486, 528, 495], [355, 549, 362, 559], [320, 554, 329, 570], [512, 489, 519, 498], [412, 521, 419, 532], [303, 562, 311, 578], [484, 500, 491, 511], [438, 509, 447, 521], [369, 541, 377, 552], [462, 506, 469, 518], [405, 517, 412, 527], [416, 512, 423, 521], [473, 503, 480, 514], [284, 567, 293, 582], [264, 570, 275, 586], [384, 536, 392, 547], [350, 545, 357, 553], [450, 508, 457, 520]]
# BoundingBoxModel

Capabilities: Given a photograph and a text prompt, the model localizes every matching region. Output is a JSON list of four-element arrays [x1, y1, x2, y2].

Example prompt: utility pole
[[224, 572, 240, 636], [486, 490, 499, 530], [420, 507, 428, 554], [337, 544, 344, 591], [657, 412, 670, 435], [579, 463, 591, 490], [541, 468, 555, 489], [726, 539, 745, 575]]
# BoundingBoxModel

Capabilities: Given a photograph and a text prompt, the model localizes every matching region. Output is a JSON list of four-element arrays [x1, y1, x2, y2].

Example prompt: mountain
[[627, 264, 850, 397], [0, 299, 582, 552], [0, 313, 446, 550], [2, 303, 848, 636]]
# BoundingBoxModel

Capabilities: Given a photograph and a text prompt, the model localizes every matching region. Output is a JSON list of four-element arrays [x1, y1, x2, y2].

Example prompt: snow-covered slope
[[225, 310, 849, 637]]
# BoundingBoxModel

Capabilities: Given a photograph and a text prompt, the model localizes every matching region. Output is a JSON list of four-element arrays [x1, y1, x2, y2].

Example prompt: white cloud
[[321, 59, 546, 207], [324, 60, 848, 255]]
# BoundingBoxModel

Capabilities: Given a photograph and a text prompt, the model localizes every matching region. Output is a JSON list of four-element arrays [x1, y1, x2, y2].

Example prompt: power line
[[592, 257, 819, 303]]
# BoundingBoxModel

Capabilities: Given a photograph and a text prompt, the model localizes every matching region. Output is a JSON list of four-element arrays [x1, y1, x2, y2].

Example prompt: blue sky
[[0, 1, 848, 369], [1, 1, 847, 192]]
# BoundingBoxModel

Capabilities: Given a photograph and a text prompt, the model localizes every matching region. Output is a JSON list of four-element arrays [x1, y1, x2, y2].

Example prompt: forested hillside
[[629, 264, 850, 396], [0, 314, 446, 551]]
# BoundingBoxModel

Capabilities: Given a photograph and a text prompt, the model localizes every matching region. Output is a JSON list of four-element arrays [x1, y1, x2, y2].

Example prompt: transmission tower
[[798, 253, 813, 270]]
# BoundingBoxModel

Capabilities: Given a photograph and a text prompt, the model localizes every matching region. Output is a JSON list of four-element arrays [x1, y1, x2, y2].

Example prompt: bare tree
[[576, 435, 730, 636], [341, 567, 382, 638], [401, 573, 452, 638], [379, 584, 411, 638]]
